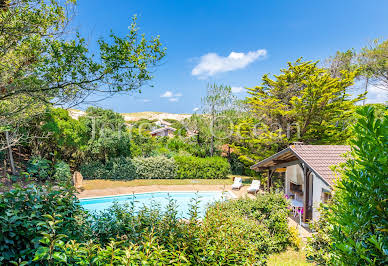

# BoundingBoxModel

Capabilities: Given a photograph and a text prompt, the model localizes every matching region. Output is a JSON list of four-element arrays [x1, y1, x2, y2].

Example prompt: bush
[[27, 157, 71, 183], [174, 156, 230, 179], [81, 155, 230, 180], [0, 185, 88, 264], [53, 161, 71, 183], [33, 193, 294, 265], [307, 106, 388, 265], [27, 156, 53, 181], [132, 156, 176, 179], [79, 160, 109, 179]]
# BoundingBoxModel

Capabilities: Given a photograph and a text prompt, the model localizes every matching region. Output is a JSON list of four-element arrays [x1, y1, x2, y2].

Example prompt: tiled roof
[[150, 126, 176, 134], [290, 145, 351, 186]]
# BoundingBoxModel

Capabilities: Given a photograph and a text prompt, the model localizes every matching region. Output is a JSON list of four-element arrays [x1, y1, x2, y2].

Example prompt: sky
[[73, 0, 388, 114]]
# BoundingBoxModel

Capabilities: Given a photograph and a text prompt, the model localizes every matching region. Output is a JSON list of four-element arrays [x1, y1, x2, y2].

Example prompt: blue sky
[[73, 0, 388, 113]]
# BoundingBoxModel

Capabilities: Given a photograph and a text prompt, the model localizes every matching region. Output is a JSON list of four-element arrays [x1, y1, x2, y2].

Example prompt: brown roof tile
[[290, 145, 351, 186]]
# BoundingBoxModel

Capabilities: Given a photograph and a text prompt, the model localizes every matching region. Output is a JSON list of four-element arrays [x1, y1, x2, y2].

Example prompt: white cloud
[[191, 49, 267, 78], [137, 98, 151, 103], [161, 91, 183, 103], [161, 91, 173, 98], [192, 107, 200, 112], [169, 97, 179, 102], [231, 86, 244, 93]]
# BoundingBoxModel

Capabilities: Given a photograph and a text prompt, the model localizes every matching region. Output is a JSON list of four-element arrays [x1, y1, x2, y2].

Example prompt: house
[[155, 119, 172, 127], [251, 144, 350, 222], [150, 126, 176, 137]]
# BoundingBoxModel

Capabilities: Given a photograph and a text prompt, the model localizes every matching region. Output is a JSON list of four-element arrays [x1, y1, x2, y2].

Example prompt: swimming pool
[[80, 191, 233, 218]]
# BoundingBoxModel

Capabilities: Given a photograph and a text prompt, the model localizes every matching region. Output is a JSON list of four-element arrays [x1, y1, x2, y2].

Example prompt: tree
[[80, 107, 132, 163], [246, 59, 363, 144], [0, 0, 165, 173], [308, 106, 387, 265], [0, 1, 165, 112], [358, 39, 388, 92], [325, 50, 357, 78], [201, 84, 236, 156], [39, 108, 88, 166]]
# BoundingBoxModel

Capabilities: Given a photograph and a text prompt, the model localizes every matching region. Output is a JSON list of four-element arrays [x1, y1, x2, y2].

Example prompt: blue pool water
[[80, 191, 231, 218]]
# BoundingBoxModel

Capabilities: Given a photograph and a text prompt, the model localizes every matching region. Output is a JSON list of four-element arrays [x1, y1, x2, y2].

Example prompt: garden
[[1, 0, 387, 265]]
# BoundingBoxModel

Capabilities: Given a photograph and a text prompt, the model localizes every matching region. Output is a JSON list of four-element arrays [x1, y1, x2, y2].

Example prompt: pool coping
[[79, 190, 237, 201]]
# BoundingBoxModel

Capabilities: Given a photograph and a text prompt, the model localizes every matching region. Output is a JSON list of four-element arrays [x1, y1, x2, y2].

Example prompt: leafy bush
[[132, 156, 176, 179], [33, 193, 294, 265], [109, 156, 137, 179], [81, 155, 229, 180], [209, 193, 292, 253], [53, 161, 71, 183], [307, 106, 388, 265], [27, 156, 53, 181], [174, 155, 230, 179], [27, 157, 71, 183], [0, 185, 88, 264]]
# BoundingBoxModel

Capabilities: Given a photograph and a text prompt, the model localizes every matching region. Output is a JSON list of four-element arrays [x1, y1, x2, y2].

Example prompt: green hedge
[[80, 157, 136, 180], [80, 156, 230, 180], [174, 156, 230, 179], [132, 156, 176, 179]]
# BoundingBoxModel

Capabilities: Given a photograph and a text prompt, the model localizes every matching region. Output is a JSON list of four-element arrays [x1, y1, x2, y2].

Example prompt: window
[[321, 190, 331, 203]]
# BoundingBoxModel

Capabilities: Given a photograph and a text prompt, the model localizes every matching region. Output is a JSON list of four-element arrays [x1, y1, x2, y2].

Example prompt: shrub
[[307, 106, 388, 265], [79, 160, 109, 179], [27, 157, 71, 184], [53, 161, 71, 183], [132, 156, 176, 179], [0, 185, 88, 264], [27, 156, 53, 181], [108, 157, 137, 179], [33, 193, 294, 265], [174, 156, 230, 179]]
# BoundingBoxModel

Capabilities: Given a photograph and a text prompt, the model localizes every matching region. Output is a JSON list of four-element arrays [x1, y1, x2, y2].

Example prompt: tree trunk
[[5, 131, 16, 175]]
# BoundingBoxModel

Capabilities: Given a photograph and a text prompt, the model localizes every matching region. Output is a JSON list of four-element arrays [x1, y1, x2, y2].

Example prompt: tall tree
[[201, 84, 236, 156], [0, 0, 165, 172], [246, 59, 363, 144], [358, 39, 388, 91]]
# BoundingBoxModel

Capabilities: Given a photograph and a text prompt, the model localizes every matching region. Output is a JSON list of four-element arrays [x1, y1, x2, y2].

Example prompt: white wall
[[312, 173, 331, 220], [285, 165, 332, 221]]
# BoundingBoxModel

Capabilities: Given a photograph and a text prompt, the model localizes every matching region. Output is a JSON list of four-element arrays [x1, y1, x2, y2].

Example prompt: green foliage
[[32, 193, 293, 265], [40, 108, 87, 165], [358, 39, 388, 87], [247, 59, 362, 144], [27, 156, 53, 182], [132, 156, 176, 179], [175, 156, 230, 179], [53, 161, 72, 183], [80, 157, 136, 180], [81, 155, 230, 180], [27, 157, 71, 183], [0, 185, 88, 264], [308, 106, 388, 265], [81, 107, 132, 162]]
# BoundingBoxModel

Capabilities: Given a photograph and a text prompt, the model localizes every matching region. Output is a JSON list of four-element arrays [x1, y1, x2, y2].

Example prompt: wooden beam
[[269, 159, 300, 170]]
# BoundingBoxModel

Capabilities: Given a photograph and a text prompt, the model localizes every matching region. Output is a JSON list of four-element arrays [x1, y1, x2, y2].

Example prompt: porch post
[[302, 165, 311, 222], [267, 169, 274, 192]]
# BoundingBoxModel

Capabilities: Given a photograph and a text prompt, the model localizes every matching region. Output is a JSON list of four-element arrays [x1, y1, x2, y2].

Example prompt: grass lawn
[[267, 248, 311, 266], [82, 175, 254, 190]]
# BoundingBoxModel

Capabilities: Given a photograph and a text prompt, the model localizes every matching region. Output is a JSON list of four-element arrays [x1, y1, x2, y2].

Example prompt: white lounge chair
[[231, 177, 243, 190], [247, 180, 261, 194]]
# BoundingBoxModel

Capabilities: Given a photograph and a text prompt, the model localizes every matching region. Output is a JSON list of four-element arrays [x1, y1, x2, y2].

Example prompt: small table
[[291, 200, 303, 217]]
